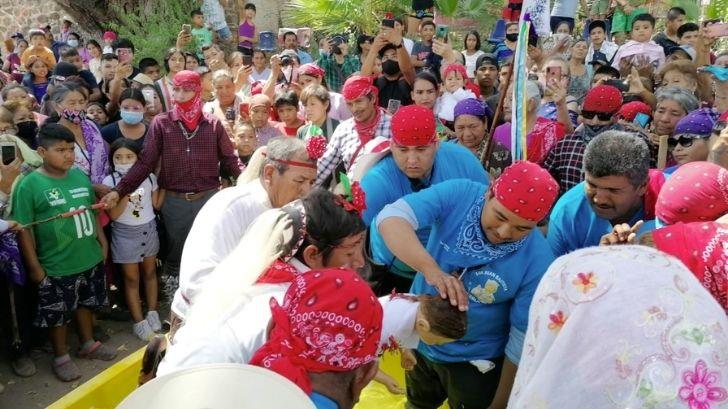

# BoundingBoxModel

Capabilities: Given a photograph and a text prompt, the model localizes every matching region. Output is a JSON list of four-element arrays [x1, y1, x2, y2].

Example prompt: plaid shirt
[[315, 113, 392, 187], [116, 111, 241, 196], [543, 132, 588, 194], [317, 54, 361, 93]]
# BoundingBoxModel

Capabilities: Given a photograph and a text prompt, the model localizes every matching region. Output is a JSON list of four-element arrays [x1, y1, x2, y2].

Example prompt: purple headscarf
[[454, 98, 493, 124], [673, 108, 719, 138]]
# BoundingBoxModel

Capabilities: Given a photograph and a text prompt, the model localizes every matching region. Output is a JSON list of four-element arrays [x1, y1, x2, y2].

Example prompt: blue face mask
[[120, 110, 144, 125], [67, 39, 79, 48]]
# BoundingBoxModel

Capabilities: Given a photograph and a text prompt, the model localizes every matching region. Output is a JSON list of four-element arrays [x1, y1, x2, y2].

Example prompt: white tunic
[[378, 295, 420, 352], [172, 179, 272, 319]]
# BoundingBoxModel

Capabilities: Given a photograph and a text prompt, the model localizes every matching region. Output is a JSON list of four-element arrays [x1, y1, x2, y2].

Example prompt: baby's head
[[443, 64, 468, 93], [415, 295, 467, 345], [630, 13, 656, 43]]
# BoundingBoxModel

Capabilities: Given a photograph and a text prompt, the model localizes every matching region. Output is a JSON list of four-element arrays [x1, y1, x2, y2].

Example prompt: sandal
[[52, 357, 81, 382], [77, 341, 117, 361]]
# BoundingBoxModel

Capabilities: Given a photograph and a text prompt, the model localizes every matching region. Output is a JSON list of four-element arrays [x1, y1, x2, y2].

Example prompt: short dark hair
[[417, 295, 467, 340], [463, 30, 482, 52], [666, 7, 686, 21], [583, 131, 650, 187], [111, 38, 135, 53], [38, 122, 75, 149], [139, 57, 160, 72], [60, 46, 80, 59], [283, 31, 297, 41], [414, 71, 439, 90], [677, 22, 699, 39], [632, 13, 656, 29], [244, 3, 256, 11], [420, 20, 436, 30], [191, 9, 203, 17], [100, 53, 119, 63], [163, 48, 185, 72], [252, 48, 266, 59], [119, 87, 146, 106], [274, 90, 299, 108], [378, 43, 399, 58], [595, 65, 620, 79], [109, 138, 142, 172]]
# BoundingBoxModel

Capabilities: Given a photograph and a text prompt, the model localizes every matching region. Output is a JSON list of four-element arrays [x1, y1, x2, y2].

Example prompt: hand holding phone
[[705, 22, 728, 38], [634, 112, 651, 128], [435, 25, 449, 43], [0, 142, 17, 166], [546, 66, 562, 85], [182, 24, 192, 35], [242, 54, 253, 67]]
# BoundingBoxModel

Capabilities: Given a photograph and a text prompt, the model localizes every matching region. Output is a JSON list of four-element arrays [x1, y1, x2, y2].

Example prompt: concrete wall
[[0, 0, 73, 42]]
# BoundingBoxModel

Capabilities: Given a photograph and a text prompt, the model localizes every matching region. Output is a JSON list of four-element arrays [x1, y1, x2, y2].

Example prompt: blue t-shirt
[[547, 182, 656, 257], [310, 392, 338, 409], [379, 179, 555, 363], [362, 143, 488, 278]]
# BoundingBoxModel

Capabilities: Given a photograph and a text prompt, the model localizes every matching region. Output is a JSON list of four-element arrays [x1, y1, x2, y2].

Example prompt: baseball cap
[[475, 53, 499, 70]]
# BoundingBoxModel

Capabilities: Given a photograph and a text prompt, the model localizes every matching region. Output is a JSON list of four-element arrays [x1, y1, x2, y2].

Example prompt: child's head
[[100, 53, 120, 81], [86, 101, 109, 126], [415, 295, 467, 345], [191, 9, 205, 27], [244, 3, 257, 20], [419, 21, 436, 42], [463, 31, 481, 52], [677, 22, 699, 47], [109, 138, 141, 173], [60, 46, 84, 71], [28, 29, 47, 47], [139, 57, 162, 81], [2, 84, 33, 106], [443, 64, 468, 93], [185, 52, 201, 71], [227, 51, 244, 73], [630, 13, 656, 43], [252, 49, 267, 69], [29, 59, 50, 80], [0, 106, 16, 135], [233, 121, 257, 157], [37, 123, 76, 171], [103, 31, 117, 46], [274, 91, 300, 126]]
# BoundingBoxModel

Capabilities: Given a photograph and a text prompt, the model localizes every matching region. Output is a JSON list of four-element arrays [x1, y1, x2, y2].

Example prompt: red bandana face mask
[[172, 70, 203, 131]]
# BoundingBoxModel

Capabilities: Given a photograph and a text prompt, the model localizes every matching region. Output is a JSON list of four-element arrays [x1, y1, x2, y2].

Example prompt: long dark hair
[[294, 188, 366, 264], [108, 138, 141, 172], [463, 30, 481, 52]]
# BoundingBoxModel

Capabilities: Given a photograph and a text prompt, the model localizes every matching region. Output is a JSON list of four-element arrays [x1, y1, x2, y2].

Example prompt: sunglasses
[[581, 111, 612, 121], [668, 136, 708, 148]]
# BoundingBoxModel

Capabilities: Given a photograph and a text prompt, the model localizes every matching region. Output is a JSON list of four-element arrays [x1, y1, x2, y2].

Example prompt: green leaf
[[436, 0, 459, 17]]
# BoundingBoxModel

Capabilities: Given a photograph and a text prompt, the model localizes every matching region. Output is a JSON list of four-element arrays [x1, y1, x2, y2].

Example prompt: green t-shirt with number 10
[[11, 168, 103, 277]]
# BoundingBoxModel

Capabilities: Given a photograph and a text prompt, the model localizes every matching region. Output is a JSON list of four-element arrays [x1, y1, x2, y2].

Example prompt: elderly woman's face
[[653, 99, 687, 136], [454, 114, 487, 152]]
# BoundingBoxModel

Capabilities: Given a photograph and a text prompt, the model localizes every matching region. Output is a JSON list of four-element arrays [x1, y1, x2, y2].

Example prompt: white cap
[[117, 364, 316, 409]]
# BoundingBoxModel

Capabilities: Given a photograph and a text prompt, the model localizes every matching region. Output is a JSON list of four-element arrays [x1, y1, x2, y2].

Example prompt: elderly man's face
[[584, 172, 646, 223], [263, 159, 316, 208]]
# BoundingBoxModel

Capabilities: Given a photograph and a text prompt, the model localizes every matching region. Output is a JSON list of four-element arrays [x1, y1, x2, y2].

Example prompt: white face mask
[[115, 163, 133, 175]]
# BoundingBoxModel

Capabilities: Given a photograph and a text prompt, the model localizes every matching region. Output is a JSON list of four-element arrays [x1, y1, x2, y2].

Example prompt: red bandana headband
[[391, 105, 437, 146], [250, 269, 383, 394], [298, 63, 325, 78], [342, 75, 378, 102], [490, 161, 559, 222], [263, 136, 327, 170], [443, 63, 468, 82]]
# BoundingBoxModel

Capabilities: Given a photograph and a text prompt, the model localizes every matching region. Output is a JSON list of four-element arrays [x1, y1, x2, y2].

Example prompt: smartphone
[[546, 66, 562, 84], [387, 99, 401, 115], [242, 54, 253, 67], [706, 23, 728, 38], [239, 102, 250, 121], [604, 78, 629, 92], [0, 142, 16, 166], [634, 112, 651, 128], [435, 25, 449, 42], [182, 24, 192, 34], [141, 88, 156, 108], [382, 19, 395, 28], [225, 107, 236, 122]]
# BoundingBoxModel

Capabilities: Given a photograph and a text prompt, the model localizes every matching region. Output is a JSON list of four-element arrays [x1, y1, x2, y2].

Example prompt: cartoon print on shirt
[[129, 188, 145, 218]]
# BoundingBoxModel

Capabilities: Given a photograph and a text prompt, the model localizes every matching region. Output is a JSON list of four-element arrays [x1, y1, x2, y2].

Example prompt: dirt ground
[[0, 292, 171, 409]]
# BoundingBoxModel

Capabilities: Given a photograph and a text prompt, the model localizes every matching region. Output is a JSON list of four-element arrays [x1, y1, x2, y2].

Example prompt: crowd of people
[[0, 0, 727, 407]]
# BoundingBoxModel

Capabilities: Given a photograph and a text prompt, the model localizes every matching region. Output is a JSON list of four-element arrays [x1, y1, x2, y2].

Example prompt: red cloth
[[172, 70, 203, 132], [490, 161, 559, 222], [643, 169, 666, 221], [583, 85, 622, 113], [526, 117, 566, 165], [653, 222, 728, 311], [720, 110, 728, 123], [298, 63, 325, 78], [656, 161, 728, 225], [391, 105, 437, 146], [353, 108, 383, 146], [250, 268, 383, 394], [617, 101, 652, 122], [342, 75, 378, 102], [443, 64, 468, 82], [256, 260, 299, 284]]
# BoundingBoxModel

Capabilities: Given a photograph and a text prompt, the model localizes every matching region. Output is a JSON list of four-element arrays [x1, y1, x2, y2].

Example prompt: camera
[[280, 55, 292, 67]]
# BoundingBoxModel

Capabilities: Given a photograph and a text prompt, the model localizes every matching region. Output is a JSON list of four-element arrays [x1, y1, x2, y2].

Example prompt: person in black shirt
[[652, 7, 686, 54], [361, 26, 415, 109]]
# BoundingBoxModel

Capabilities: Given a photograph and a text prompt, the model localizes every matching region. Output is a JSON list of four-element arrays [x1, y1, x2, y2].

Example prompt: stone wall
[[0, 0, 87, 45]]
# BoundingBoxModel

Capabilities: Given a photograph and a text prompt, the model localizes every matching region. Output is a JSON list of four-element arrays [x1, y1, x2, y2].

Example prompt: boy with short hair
[[20, 29, 57, 69], [677, 22, 699, 48], [59, 47, 102, 102], [411, 20, 436, 73], [139, 57, 162, 81], [191, 9, 214, 60], [237, 3, 258, 55], [611, 13, 665, 71], [12, 123, 116, 382]]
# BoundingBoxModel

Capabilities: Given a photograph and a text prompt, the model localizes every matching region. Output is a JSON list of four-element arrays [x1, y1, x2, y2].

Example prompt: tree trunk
[[53, 0, 148, 33]]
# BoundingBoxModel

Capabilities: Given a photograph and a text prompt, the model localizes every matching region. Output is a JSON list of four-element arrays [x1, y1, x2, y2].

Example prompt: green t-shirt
[[191, 27, 213, 59], [11, 168, 102, 277]]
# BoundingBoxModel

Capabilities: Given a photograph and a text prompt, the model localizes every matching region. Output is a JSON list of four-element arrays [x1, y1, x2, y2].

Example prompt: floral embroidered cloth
[[510, 246, 728, 408]]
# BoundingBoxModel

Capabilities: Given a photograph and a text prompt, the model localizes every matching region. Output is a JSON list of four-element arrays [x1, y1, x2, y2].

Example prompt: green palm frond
[[706, 0, 728, 20], [283, 0, 410, 36]]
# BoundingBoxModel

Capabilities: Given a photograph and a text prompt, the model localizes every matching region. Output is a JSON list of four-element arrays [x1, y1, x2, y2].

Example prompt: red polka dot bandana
[[491, 161, 559, 222], [342, 74, 378, 102], [656, 161, 728, 225], [298, 63, 325, 78], [617, 101, 652, 122], [582, 85, 623, 114], [443, 63, 468, 82], [250, 269, 382, 395], [391, 105, 437, 146]]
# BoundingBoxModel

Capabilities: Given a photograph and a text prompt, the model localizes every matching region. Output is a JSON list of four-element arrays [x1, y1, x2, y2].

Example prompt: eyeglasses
[[668, 136, 708, 148], [581, 111, 612, 121]]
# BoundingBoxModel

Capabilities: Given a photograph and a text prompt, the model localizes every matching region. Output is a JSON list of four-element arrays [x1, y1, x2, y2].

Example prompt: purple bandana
[[673, 108, 719, 138], [454, 98, 493, 121]]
